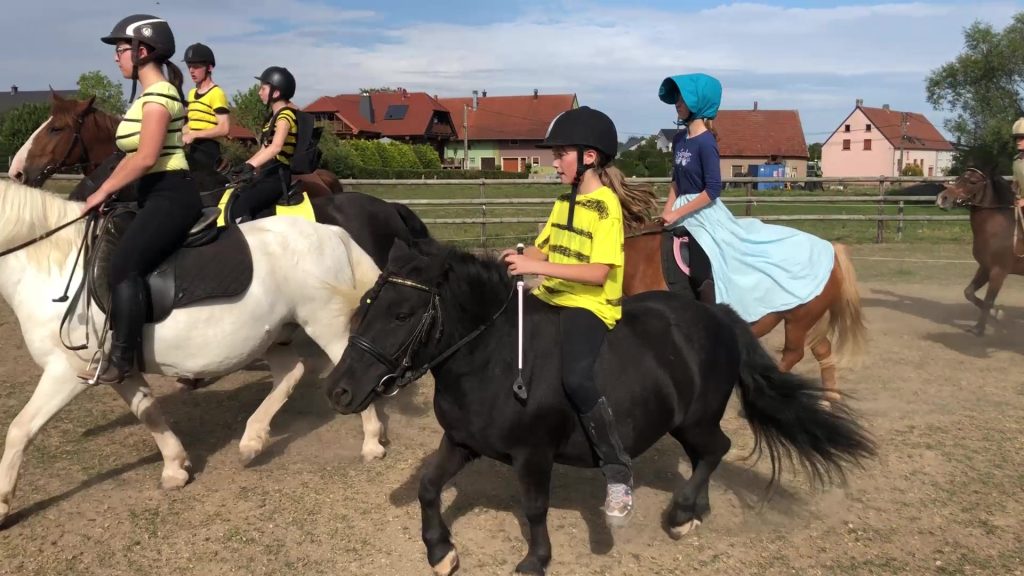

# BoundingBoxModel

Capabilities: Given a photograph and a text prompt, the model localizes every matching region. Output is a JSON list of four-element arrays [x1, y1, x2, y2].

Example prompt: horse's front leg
[[972, 267, 1008, 336], [420, 433, 475, 576], [964, 265, 988, 310], [512, 450, 555, 575], [0, 363, 90, 525], [110, 374, 191, 489], [239, 345, 305, 464]]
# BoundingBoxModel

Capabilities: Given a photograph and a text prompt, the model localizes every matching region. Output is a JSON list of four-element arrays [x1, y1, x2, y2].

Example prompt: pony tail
[[594, 163, 659, 231], [704, 118, 719, 141], [164, 61, 186, 102]]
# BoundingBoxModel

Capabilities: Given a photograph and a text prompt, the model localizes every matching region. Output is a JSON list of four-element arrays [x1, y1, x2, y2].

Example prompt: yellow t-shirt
[[261, 107, 298, 166], [533, 186, 625, 329], [1013, 155, 1024, 197], [115, 81, 188, 174], [186, 85, 229, 132]]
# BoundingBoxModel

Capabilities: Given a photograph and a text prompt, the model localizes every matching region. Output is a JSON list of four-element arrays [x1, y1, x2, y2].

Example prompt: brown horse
[[622, 220, 866, 402], [935, 167, 1024, 335], [12, 92, 343, 198]]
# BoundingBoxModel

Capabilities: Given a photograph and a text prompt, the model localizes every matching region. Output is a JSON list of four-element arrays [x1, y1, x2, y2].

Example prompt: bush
[[346, 167, 525, 179], [218, 138, 254, 168], [901, 163, 924, 177], [412, 144, 442, 169]]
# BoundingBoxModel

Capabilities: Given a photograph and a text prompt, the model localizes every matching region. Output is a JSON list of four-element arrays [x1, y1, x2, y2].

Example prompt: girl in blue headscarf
[[658, 73, 835, 322]]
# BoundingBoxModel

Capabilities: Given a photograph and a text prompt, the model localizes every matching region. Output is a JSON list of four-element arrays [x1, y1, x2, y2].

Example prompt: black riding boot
[[579, 397, 634, 524], [78, 277, 145, 384]]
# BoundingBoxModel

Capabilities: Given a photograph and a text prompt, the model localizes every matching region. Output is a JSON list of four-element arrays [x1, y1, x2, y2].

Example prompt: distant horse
[[0, 179, 390, 527], [326, 238, 876, 576], [935, 167, 1024, 335], [622, 220, 866, 403], [9, 92, 343, 198]]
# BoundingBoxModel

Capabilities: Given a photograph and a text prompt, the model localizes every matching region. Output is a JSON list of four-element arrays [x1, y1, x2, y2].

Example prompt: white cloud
[[0, 1, 1018, 138]]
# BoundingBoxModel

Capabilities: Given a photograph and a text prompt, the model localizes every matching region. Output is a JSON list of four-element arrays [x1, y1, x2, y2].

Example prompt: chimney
[[472, 90, 479, 111], [753, 100, 758, 111], [359, 91, 375, 123], [533, 89, 539, 99], [482, 89, 487, 97], [855, 98, 863, 107], [882, 104, 890, 111], [10, 85, 17, 96]]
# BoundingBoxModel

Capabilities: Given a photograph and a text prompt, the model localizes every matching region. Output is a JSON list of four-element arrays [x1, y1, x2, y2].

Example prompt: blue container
[[748, 163, 785, 190]]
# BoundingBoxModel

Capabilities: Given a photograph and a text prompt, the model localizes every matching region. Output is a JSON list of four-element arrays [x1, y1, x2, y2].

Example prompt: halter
[[950, 168, 1024, 258], [30, 114, 95, 187], [348, 273, 515, 398]]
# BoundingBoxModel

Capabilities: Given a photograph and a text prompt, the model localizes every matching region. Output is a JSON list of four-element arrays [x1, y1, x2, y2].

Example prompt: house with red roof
[[436, 90, 578, 172], [304, 89, 458, 154], [821, 100, 954, 178], [657, 103, 810, 179]]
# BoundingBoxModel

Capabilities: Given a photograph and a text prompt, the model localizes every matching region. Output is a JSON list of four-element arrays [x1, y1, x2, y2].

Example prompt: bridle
[[347, 272, 515, 398], [29, 114, 95, 187]]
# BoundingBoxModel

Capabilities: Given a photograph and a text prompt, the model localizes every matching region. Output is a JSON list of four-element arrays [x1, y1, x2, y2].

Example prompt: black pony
[[327, 238, 876, 576]]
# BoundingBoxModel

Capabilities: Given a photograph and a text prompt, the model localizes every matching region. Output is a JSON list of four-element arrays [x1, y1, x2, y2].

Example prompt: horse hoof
[[514, 556, 546, 575], [669, 518, 702, 540], [361, 443, 387, 463], [160, 467, 190, 490], [239, 434, 267, 465], [431, 548, 459, 576]]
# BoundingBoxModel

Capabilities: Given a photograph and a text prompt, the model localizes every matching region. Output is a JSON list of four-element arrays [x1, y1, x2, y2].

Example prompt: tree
[[0, 102, 51, 160], [616, 136, 672, 177], [76, 70, 127, 116], [808, 142, 822, 161], [231, 83, 266, 136], [926, 12, 1024, 173]]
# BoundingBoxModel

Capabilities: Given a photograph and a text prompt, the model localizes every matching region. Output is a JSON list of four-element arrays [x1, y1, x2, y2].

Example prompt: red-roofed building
[[226, 121, 257, 144], [656, 105, 810, 179], [436, 91, 578, 171], [821, 100, 954, 178], [304, 89, 457, 154]]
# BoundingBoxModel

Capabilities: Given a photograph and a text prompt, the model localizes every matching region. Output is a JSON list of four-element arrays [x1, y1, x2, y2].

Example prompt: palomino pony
[[9, 92, 343, 198], [327, 238, 876, 576], [0, 179, 388, 526], [935, 167, 1024, 335], [622, 220, 866, 402]]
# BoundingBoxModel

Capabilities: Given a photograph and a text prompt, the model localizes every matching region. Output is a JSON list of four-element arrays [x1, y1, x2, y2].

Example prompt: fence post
[[875, 178, 885, 243], [896, 200, 904, 241], [479, 179, 486, 251], [744, 181, 753, 217]]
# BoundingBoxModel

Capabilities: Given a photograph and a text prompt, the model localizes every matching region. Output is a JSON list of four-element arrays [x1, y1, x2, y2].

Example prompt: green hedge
[[344, 167, 526, 179]]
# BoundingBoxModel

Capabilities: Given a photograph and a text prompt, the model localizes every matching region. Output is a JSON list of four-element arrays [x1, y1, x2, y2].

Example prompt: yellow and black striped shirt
[[533, 186, 625, 329], [261, 107, 298, 166], [186, 85, 229, 132], [115, 81, 188, 173]]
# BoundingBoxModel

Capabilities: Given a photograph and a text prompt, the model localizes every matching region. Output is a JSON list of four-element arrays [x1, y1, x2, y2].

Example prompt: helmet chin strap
[[567, 145, 591, 228]]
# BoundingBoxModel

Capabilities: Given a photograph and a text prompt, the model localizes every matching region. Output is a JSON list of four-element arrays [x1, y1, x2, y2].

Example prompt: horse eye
[[396, 312, 414, 323], [48, 126, 63, 134]]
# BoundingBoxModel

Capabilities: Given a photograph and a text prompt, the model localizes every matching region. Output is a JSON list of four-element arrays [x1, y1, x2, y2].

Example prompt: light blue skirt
[[668, 194, 834, 322]]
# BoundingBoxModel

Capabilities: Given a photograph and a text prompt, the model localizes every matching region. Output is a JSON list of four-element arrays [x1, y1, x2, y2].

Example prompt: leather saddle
[[89, 205, 254, 324]]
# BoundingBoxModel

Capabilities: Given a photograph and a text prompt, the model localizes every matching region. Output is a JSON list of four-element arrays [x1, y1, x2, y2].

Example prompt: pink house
[[821, 100, 954, 178]]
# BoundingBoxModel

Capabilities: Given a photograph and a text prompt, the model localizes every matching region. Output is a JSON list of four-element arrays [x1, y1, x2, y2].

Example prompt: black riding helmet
[[183, 43, 215, 67], [537, 106, 619, 226], [255, 66, 296, 102], [101, 15, 175, 101]]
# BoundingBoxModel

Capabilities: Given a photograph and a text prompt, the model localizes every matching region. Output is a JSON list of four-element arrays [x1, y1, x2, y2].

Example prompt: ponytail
[[703, 118, 719, 141], [163, 61, 186, 102], [592, 163, 659, 231]]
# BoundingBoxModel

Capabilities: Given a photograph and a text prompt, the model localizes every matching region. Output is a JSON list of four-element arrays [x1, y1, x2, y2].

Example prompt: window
[[383, 104, 409, 120], [844, 124, 851, 132], [866, 124, 872, 132], [510, 139, 519, 145], [731, 165, 745, 177], [532, 157, 539, 165], [863, 139, 872, 151], [842, 139, 851, 150]]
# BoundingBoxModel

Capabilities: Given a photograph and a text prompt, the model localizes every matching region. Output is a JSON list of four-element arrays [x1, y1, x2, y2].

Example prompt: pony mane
[[0, 179, 83, 272], [426, 243, 514, 338]]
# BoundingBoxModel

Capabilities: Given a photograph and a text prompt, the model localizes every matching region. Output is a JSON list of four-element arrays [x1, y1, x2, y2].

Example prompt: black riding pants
[[230, 164, 289, 223], [673, 226, 713, 295], [186, 138, 222, 174], [560, 307, 608, 414]]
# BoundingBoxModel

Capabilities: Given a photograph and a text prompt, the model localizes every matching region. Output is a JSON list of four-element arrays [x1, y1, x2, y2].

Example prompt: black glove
[[229, 163, 257, 185]]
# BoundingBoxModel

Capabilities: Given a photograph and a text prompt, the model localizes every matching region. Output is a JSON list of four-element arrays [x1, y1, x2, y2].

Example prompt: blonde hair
[[592, 162, 659, 232]]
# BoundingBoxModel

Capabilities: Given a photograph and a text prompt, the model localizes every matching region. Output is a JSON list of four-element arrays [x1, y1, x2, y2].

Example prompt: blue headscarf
[[658, 73, 722, 122]]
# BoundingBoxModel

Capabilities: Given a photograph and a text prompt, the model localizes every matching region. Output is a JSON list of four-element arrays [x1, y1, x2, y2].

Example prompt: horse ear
[[76, 96, 96, 116], [50, 87, 64, 103]]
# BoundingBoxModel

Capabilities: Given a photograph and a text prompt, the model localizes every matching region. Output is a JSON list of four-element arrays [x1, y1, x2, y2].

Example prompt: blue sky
[[2, 1, 1022, 144]]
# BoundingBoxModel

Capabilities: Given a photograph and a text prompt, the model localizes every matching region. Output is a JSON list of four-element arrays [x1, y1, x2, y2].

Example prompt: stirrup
[[79, 349, 107, 386]]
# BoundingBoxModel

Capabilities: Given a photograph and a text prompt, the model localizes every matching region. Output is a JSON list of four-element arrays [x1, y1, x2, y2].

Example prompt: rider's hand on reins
[[81, 191, 110, 215]]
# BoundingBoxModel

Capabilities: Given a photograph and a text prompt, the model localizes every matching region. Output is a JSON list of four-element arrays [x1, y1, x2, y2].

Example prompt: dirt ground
[[0, 247, 1022, 576]]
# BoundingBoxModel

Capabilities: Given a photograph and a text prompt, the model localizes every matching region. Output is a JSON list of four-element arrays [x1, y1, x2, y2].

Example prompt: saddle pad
[[167, 224, 252, 309]]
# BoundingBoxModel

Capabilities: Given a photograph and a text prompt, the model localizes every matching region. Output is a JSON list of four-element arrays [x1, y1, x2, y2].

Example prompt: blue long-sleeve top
[[671, 129, 722, 200]]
